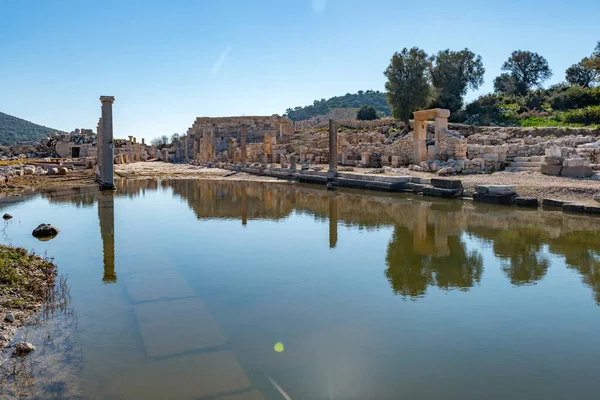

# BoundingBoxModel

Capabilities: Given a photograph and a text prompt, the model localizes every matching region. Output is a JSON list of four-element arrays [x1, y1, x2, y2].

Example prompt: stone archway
[[412, 108, 450, 163]]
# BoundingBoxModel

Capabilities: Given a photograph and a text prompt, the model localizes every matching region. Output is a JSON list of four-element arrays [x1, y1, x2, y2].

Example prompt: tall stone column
[[96, 117, 103, 181], [100, 96, 115, 190], [184, 137, 189, 161], [210, 128, 216, 162], [328, 119, 338, 177], [413, 118, 427, 163], [200, 137, 205, 162], [98, 190, 116, 283], [240, 125, 247, 164]]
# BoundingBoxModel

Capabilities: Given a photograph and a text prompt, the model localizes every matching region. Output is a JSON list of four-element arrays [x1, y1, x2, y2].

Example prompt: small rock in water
[[4, 313, 15, 323], [15, 342, 35, 355], [2, 213, 12, 220], [32, 223, 60, 239]]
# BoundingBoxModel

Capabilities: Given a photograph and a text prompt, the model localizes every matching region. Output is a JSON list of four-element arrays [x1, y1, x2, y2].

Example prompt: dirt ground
[[115, 161, 287, 183]]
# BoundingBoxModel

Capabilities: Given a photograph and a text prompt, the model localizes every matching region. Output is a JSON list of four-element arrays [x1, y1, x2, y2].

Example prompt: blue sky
[[1, 0, 598, 140]]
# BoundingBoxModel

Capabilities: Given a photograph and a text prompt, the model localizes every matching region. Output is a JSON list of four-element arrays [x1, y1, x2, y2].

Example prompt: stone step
[[504, 166, 541, 172], [509, 162, 542, 168], [513, 156, 544, 162]]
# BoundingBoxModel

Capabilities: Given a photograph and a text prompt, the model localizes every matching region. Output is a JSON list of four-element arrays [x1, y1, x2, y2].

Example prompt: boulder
[[544, 156, 563, 165], [15, 342, 35, 356], [4, 313, 15, 323], [57, 167, 68, 175], [2, 213, 12, 220], [32, 223, 60, 238]]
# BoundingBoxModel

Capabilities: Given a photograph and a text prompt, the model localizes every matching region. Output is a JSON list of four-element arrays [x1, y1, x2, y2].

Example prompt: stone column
[[264, 134, 273, 163], [240, 125, 247, 164], [413, 118, 427, 163], [279, 123, 284, 139], [184, 137, 189, 162], [227, 138, 235, 162], [210, 128, 216, 162], [141, 138, 145, 145], [328, 119, 337, 177], [98, 190, 116, 283], [199, 137, 205, 162], [100, 96, 115, 190], [290, 155, 297, 171], [193, 139, 198, 161], [96, 117, 103, 181]]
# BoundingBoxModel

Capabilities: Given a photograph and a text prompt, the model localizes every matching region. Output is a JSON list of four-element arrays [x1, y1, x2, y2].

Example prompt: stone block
[[561, 166, 593, 178], [475, 186, 489, 194], [584, 205, 600, 214], [473, 193, 516, 205], [544, 156, 563, 165], [542, 198, 569, 208], [594, 193, 600, 203], [431, 178, 462, 189], [488, 185, 516, 195], [515, 197, 538, 207], [541, 164, 562, 176], [422, 186, 463, 198]]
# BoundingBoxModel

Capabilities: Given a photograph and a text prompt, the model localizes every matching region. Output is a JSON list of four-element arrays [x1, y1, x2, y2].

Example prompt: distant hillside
[[285, 90, 391, 121], [0, 111, 59, 145]]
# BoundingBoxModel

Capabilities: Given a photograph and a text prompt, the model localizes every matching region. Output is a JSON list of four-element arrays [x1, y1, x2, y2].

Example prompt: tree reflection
[[491, 228, 549, 285], [385, 225, 483, 298]]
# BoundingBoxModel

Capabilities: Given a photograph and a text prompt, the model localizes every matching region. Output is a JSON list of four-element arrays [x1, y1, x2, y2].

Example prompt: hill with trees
[[284, 90, 391, 121], [0, 111, 59, 145]]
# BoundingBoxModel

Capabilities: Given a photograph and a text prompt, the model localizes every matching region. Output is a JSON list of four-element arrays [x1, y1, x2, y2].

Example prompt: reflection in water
[[44, 179, 600, 304], [98, 190, 116, 283]]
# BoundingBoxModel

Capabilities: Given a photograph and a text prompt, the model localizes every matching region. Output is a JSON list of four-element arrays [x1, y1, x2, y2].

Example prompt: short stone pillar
[[99, 96, 115, 190], [435, 116, 448, 155], [290, 155, 297, 171], [240, 125, 247, 164], [413, 120, 427, 164], [328, 119, 337, 177], [133, 137, 137, 144], [209, 128, 216, 162], [193, 140, 198, 161], [141, 138, 145, 146], [361, 152, 371, 167], [162, 149, 169, 162], [264, 134, 273, 162], [227, 138, 236, 162]]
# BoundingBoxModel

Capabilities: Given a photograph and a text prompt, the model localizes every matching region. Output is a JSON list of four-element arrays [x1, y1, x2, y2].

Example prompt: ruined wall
[[186, 116, 293, 152]]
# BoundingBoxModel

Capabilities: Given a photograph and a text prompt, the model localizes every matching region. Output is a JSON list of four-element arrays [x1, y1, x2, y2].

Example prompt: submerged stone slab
[[488, 185, 517, 195], [515, 197, 538, 208], [134, 297, 226, 358], [430, 178, 462, 190], [563, 203, 585, 213], [422, 186, 463, 198], [125, 270, 196, 303], [107, 350, 253, 400]]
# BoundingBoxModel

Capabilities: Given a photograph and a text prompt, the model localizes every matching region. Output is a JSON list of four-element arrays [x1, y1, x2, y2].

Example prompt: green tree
[[430, 48, 485, 112], [496, 50, 552, 95], [150, 135, 170, 148], [356, 105, 379, 120], [171, 133, 181, 142], [566, 60, 598, 88], [384, 47, 431, 128]]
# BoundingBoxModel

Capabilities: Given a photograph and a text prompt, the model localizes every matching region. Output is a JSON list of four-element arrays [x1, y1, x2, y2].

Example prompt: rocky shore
[[0, 245, 58, 352]]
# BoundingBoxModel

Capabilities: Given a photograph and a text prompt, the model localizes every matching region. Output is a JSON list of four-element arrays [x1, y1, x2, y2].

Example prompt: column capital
[[100, 96, 115, 103]]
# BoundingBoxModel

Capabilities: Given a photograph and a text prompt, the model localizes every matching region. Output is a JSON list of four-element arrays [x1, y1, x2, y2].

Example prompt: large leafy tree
[[384, 47, 431, 128], [430, 49, 485, 112], [495, 50, 552, 95]]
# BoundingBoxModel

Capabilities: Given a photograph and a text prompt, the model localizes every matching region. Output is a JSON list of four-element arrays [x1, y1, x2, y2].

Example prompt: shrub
[[549, 86, 600, 110], [356, 105, 379, 121], [560, 105, 600, 125]]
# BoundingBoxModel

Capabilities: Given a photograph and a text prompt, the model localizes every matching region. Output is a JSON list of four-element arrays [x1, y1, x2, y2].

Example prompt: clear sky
[[1, 0, 598, 140]]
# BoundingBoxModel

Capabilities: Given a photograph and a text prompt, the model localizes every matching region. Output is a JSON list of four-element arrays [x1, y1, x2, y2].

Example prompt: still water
[[1, 179, 600, 399]]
